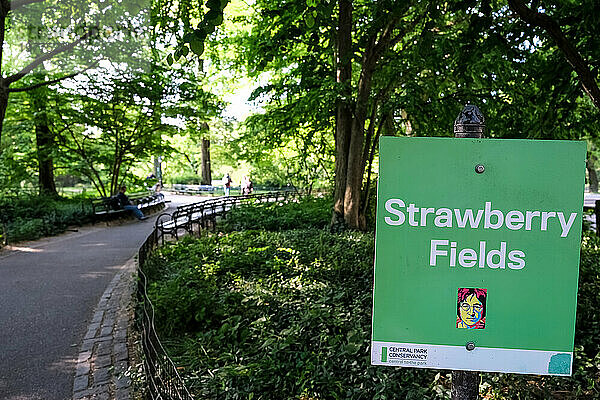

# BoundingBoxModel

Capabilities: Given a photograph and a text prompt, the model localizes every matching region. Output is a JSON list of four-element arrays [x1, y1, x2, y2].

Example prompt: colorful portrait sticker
[[457, 288, 487, 329]]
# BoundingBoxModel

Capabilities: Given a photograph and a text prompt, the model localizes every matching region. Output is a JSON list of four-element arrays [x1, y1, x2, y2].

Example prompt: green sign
[[371, 137, 586, 375]]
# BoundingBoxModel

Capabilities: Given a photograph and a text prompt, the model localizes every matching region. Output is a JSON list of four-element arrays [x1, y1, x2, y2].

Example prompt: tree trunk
[[200, 138, 211, 185], [111, 157, 123, 196], [0, 81, 8, 147], [153, 156, 163, 184], [30, 88, 58, 196], [344, 43, 377, 229], [331, 0, 353, 231], [35, 122, 58, 196], [587, 156, 598, 192]]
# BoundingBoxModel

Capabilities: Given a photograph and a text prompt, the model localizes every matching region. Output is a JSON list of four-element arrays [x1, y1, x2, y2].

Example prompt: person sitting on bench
[[117, 185, 147, 220]]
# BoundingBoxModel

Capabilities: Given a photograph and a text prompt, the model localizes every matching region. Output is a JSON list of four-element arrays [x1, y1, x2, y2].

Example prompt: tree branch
[[360, 111, 386, 217], [182, 152, 198, 173], [5, 31, 92, 85], [507, 0, 600, 109], [8, 60, 99, 93], [54, 103, 107, 196]]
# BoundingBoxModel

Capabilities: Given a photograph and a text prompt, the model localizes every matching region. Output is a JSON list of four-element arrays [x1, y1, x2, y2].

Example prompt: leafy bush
[[144, 230, 449, 399], [165, 173, 203, 185], [219, 195, 332, 232], [143, 228, 600, 399], [0, 195, 92, 243]]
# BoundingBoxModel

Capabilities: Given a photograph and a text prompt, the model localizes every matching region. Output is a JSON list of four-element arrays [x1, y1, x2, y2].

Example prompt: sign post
[[451, 105, 485, 400], [371, 105, 586, 398]]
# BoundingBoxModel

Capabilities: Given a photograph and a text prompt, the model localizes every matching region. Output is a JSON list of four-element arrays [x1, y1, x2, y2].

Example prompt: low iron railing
[[153, 191, 297, 243]]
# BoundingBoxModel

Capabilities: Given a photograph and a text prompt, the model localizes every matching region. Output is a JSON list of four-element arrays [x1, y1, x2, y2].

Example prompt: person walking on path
[[241, 175, 248, 195], [223, 173, 232, 196], [241, 175, 253, 195], [117, 185, 148, 220], [246, 176, 253, 195]]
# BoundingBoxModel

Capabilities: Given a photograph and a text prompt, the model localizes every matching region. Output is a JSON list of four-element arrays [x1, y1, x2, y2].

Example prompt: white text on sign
[[383, 198, 580, 271]]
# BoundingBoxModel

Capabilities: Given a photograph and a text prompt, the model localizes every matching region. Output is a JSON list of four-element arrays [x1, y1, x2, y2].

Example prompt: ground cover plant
[[144, 230, 449, 399], [142, 201, 600, 399], [219, 195, 332, 232], [0, 195, 92, 243]]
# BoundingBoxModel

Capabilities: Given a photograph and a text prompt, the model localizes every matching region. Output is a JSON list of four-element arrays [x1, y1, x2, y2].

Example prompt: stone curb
[[72, 256, 137, 400]]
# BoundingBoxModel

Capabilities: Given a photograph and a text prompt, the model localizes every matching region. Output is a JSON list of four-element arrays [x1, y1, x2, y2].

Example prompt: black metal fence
[[153, 191, 297, 243], [137, 254, 195, 398], [136, 191, 300, 399]]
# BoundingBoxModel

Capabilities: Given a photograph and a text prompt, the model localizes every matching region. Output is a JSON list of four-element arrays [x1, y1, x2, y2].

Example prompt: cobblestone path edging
[[72, 256, 137, 400]]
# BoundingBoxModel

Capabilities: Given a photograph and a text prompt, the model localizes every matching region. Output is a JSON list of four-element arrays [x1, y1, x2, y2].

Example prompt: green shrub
[[0, 195, 92, 243], [219, 195, 332, 232], [142, 191, 600, 399], [166, 173, 203, 185], [6, 217, 47, 242], [144, 230, 448, 399]]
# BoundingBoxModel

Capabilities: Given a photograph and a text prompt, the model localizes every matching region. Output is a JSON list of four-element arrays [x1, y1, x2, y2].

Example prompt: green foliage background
[[0, 195, 92, 243]]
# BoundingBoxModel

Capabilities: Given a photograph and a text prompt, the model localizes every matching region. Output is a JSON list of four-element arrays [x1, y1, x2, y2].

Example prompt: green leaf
[[305, 15, 315, 28], [206, 9, 220, 20], [206, 10, 224, 26], [190, 40, 205, 56], [206, 0, 221, 10], [194, 28, 208, 41], [181, 45, 190, 57], [166, 53, 174, 66], [212, 14, 224, 26], [182, 32, 195, 43], [125, 1, 143, 15]]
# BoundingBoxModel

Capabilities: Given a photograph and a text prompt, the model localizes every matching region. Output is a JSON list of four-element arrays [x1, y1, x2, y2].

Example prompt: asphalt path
[[0, 193, 205, 400]]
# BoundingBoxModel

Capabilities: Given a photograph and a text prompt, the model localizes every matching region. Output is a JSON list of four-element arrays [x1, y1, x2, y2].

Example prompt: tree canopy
[[0, 0, 598, 223]]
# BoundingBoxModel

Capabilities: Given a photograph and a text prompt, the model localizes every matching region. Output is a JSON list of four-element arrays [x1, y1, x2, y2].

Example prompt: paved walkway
[[72, 256, 136, 400], [0, 193, 204, 400]]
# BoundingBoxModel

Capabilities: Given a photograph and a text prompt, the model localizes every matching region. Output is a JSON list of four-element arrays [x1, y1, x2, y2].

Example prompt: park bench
[[91, 192, 165, 223], [171, 184, 219, 195]]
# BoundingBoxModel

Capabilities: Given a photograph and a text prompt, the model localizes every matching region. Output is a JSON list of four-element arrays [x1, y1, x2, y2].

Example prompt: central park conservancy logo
[[381, 346, 428, 365]]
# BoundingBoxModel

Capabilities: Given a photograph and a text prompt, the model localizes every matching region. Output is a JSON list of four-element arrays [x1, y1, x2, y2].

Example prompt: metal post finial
[[454, 104, 485, 138]]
